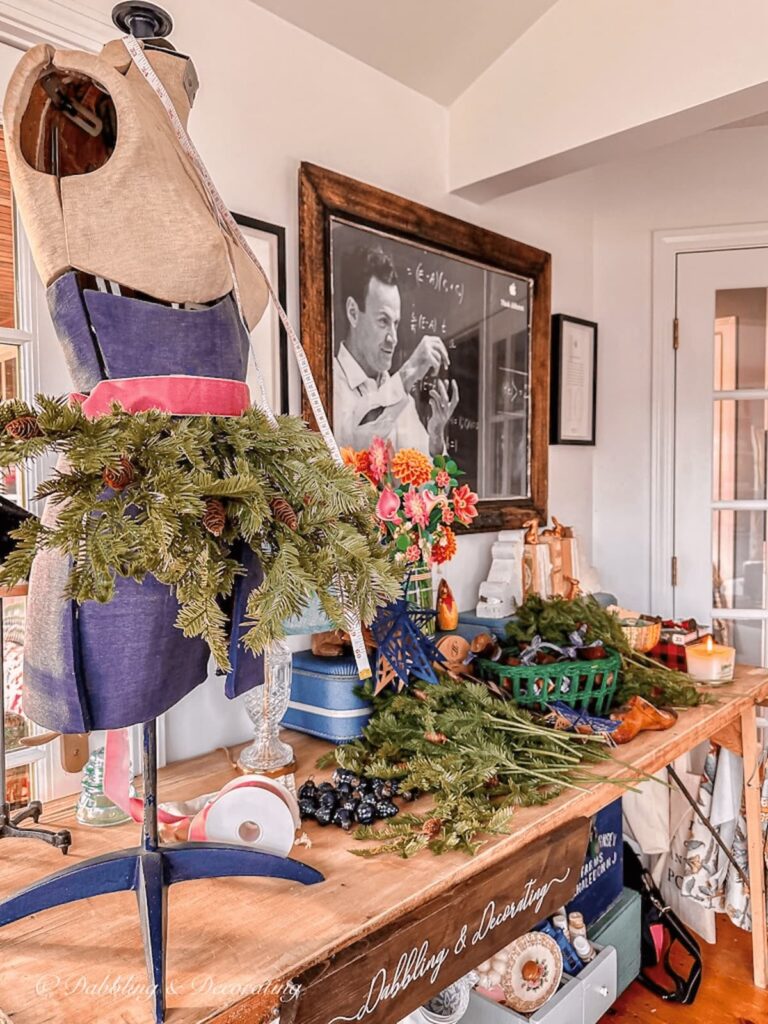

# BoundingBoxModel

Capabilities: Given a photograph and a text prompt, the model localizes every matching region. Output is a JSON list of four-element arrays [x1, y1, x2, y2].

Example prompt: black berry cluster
[[297, 768, 418, 831]]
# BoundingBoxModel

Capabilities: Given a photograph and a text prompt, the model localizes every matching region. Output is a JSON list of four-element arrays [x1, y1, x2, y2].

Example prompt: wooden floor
[[605, 917, 768, 1024]]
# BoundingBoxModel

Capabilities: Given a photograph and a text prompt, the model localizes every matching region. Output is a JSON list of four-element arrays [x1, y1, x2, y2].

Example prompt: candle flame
[[706, 636, 713, 653]]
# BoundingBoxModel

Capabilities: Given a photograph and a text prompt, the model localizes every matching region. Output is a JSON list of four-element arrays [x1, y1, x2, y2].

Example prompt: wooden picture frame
[[550, 314, 598, 446], [233, 212, 289, 415], [298, 162, 551, 532]]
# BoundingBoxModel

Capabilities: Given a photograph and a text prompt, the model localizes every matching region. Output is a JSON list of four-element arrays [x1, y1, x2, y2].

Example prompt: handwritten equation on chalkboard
[[329, 217, 532, 498]]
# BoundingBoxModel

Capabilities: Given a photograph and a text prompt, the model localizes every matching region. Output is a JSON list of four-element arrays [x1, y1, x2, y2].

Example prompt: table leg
[[741, 702, 768, 988]]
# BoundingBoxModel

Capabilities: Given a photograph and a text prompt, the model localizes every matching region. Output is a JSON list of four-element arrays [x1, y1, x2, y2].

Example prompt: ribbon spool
[[188, 775, 300, 857]]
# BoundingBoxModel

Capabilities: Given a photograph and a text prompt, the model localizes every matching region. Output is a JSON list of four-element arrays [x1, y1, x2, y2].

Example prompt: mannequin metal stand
[[0, 585, 70, 851], [0, 719, 323, 1023]]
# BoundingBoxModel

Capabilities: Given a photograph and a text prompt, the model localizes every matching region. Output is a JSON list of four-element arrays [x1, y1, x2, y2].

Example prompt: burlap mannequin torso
[[3, 38, 268, 329]]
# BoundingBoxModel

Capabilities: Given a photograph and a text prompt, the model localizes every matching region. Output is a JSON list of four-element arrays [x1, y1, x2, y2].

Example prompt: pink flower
[[376, 487, 401, 523], [435, 469, 450, 489], [442, 506, 455, 526], [452, 484, 479, 526], [405, 544, 421, 563], [403, 487, 429, 528], [367, 436, 391, 484]]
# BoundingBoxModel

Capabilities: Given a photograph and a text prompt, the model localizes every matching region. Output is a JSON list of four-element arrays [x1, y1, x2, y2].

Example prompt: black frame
[[550, 314, 598, 446], [232, 212, 289, 415]]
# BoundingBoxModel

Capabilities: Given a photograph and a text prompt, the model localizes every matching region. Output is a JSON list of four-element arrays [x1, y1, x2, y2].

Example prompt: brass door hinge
[[671, 555, 679, 587], [673, 318, 680, 350]]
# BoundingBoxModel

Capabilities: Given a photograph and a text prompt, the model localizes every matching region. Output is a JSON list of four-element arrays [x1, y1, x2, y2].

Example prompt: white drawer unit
[[465, 945, 618, 1024], [579, 945, 617, 1022]]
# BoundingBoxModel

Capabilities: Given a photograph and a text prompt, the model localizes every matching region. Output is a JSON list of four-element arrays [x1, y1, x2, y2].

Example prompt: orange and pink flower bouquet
[[341, 438, 479, 569]]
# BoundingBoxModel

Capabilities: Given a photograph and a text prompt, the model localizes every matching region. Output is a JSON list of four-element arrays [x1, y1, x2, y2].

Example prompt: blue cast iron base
[[0, 841, 323, 1023]]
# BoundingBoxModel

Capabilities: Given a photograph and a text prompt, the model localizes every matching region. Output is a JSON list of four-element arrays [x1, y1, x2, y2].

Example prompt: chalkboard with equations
[[329, 217, 532, 500]]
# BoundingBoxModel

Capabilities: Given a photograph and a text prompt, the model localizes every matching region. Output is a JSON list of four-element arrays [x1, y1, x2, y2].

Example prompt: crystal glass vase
[[237, 638, 295, 775], [75, 746, 132, 827]]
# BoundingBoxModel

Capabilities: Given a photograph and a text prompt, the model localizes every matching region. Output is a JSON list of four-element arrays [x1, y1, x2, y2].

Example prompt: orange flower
[[340, 447, 357, 469], [431, 526, 457, 565], [392, 448, 432, 488], [355, 449, 373, 480]]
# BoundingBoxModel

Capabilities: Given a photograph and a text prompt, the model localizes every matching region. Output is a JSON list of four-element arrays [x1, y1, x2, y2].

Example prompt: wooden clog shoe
[[609, 695, 678, 745]]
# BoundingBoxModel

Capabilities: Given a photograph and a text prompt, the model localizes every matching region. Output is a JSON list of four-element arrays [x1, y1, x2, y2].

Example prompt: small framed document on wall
[[550, 314, 597, 445]]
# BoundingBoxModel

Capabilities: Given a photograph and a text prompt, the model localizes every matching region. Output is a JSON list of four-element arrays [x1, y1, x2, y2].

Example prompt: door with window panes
[[675, 248, 768, 666]]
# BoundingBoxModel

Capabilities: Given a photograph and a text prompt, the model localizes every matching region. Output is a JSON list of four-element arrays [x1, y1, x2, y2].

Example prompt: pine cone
[[421, 817, 443, 840], [424, 730, 448, 745], [5, 416, 42, 440], [102, 456, 135, 491], [411, 688, 429, 702], [484, 774, 501, 789], [270, 496, 298, 531], [202, 498, 227, 537]]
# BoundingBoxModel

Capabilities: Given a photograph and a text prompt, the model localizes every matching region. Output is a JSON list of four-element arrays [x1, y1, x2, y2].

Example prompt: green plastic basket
[[478, 648, 621, 715]]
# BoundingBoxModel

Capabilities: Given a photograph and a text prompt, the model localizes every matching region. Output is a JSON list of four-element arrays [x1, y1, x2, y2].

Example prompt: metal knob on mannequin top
[[112, 2, 174, 39]]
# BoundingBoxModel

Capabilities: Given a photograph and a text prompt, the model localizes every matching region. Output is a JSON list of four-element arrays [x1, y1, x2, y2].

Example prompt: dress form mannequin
[[0, 10, 322, 1022], [3, 6, 276, 735]]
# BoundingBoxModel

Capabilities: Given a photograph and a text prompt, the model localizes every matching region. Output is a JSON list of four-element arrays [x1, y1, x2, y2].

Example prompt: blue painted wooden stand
[[0, 721, 324, 1023]]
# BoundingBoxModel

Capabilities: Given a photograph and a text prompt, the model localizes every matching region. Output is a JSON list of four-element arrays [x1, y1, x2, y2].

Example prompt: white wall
[[592, 126, 768, 611]]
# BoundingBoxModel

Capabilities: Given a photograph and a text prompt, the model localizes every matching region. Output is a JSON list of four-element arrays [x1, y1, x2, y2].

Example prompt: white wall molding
[[650, 221, 768, 616], [0, 0, 112, 53]]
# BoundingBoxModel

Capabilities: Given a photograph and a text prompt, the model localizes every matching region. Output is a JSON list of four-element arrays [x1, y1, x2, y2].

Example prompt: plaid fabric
[[649, 625, 713, 671], [648, 638, 690, 670]]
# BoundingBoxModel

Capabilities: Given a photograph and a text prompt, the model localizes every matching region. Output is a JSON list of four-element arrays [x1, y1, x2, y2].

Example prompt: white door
[[675, 247, 768, 665]]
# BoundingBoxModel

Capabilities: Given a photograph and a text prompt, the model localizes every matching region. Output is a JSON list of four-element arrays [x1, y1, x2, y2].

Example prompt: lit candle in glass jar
[[686, 635, 736, 685]]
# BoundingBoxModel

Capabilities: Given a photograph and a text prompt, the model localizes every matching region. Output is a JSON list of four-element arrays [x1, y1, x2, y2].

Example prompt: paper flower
[[392, 448, 432, 488], [405, 544, 422, 563], [403, 487, 430, 528], [376, 487, 401, 523], [452, 483, 479, 526], [431, 526, 457, 564], [435, 468, 451, 489], [367, 436, 391, 484]]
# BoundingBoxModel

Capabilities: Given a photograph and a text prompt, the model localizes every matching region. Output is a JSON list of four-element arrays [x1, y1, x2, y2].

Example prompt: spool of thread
[[568, 911, 587, 940], [573, 935, 595, 964]]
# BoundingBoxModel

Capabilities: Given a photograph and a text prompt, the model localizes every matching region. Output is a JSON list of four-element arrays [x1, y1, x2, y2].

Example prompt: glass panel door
[[676, 253, 768, 665]]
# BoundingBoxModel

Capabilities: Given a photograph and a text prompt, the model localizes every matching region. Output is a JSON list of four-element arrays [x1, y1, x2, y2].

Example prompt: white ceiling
[[248, 0, 559, 104]]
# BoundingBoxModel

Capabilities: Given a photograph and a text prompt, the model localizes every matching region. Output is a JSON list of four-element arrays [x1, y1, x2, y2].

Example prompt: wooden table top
[[2, 666, 767, 1024]]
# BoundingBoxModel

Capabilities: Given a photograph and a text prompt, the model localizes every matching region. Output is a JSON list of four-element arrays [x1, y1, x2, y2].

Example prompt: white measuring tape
[[122, 35, 371, 678]]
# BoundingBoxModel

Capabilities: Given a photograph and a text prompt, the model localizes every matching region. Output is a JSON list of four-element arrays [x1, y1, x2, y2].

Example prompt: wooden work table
[[1, 666, 768, 1024]]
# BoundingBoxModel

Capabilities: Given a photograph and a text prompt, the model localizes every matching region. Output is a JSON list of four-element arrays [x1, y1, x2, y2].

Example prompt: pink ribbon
[[71, 375, 251, 419]]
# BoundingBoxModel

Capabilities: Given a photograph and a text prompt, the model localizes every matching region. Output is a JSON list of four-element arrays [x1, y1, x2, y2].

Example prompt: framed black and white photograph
[[233, 212, 288, 415], [299, 163, 552, 532], [550, 315, 598, 446]]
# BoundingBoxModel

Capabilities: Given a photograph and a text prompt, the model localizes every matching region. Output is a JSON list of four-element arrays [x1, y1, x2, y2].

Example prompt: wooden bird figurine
[[523, 517, 540, 545], [436, 578, 459, 631], [542, 516, 567, 538]]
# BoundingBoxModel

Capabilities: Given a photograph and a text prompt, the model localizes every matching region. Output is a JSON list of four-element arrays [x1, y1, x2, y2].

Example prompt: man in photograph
[[333, 244, 459, 453]]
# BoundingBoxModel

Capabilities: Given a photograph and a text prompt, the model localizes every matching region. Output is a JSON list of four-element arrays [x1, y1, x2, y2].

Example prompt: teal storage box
[[282, 651, 372, 743], [589, 887, 641, 996]]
